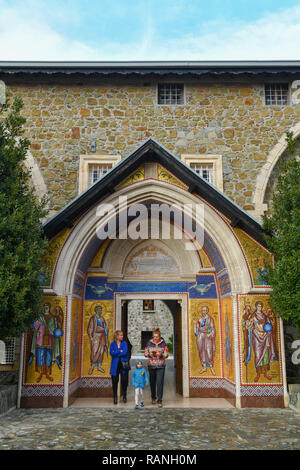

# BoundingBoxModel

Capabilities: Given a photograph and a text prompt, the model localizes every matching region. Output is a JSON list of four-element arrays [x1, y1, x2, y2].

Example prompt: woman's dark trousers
[[149, 367, 165, 403], [111, 360, 128, 401]]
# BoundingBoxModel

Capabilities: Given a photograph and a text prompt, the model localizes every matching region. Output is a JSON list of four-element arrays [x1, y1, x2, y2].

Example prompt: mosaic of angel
[[193, 305, 216, 376], [26, 302, 64, 382], [242, 300, 278, 382]]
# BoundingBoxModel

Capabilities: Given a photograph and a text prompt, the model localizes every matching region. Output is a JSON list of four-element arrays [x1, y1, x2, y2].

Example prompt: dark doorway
[[141, 331, 153, 350], [121, 298, 183, 398], [121, 300, 128, 338], [175, 302, 183, 394]]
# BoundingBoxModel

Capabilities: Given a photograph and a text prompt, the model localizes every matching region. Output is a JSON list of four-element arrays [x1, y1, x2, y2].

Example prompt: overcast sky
[[0, 0, 300, 61]]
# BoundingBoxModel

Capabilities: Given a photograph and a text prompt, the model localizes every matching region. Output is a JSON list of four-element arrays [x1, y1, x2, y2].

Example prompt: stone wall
[[0, 371, 18, 415], [0, 385, 17, 415], [127, 300, 173, 355], [0, 338, 21, 414], [289, 384, 300, 409], [2, 75, 300, 214]]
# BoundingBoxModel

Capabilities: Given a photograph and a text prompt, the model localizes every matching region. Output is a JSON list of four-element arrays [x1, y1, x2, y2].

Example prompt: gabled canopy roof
[[43, 138, 267, 246]]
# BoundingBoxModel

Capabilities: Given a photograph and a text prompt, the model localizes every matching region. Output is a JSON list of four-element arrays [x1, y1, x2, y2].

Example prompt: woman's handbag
[[121, 359, 131, 371]]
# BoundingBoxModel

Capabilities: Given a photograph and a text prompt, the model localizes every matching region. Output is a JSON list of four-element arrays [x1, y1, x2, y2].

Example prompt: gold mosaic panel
[[158, 164, 188, 189], [24, 297, 66, 385], [221, 296, 235, 382], [115, 165, 145, 189], [69, 297, 83, 383], [239, 294, 282, 385], [189, 299, 221, 378], [233, 227, 273, 286], [82, 300, 114, 377]]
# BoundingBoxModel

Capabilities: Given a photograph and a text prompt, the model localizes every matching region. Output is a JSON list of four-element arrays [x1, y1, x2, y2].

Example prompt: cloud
[[0, 0, 96, 60], [168, 6, 300, 60], [0, 1, 299, 60]]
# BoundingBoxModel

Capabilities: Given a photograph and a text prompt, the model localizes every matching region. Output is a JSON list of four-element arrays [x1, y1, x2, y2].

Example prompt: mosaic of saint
[[87, 304, 111, 375], [25, 300, 64, 383], [241, 298, 279, 383], [193, 305, 217, 376]]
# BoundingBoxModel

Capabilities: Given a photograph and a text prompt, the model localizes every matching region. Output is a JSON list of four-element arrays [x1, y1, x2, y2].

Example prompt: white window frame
[[264, 83, 289, 106], [0, 338, 16, 365], [78, 154, 121, 193], [157, 83, 185, 105], [0, 340, 5, 364], [181, 154, 223, 192]]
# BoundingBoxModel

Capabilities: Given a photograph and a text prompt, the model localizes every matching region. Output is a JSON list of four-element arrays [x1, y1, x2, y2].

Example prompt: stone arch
[[252, 121, 300, 220], [52, 179, 252, 295], [102, 237, 202, 281]]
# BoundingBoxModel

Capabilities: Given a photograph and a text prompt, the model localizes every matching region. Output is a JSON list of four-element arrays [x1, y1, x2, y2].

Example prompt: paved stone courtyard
[[0, 407, 299, 450]]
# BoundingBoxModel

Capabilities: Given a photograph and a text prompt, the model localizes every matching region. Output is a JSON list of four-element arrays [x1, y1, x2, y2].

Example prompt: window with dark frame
[[265, 84, 288, 105], [143, 299, 154, 311], [158, 83, 184, 105]]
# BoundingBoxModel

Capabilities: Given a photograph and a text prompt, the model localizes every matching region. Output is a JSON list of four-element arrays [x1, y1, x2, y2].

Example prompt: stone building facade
[[0, 61, 299, 410], [0, 62, 300, 221], [127, 300, 173, 355]]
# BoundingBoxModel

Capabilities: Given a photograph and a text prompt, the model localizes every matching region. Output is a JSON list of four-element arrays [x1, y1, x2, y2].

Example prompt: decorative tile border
[[190, 378, 236, 396], [80, 377, 111, 389], [190, 378, 226, 389], [240, 385, 284, 397], [21, 379, 112, 398], [21, 385, 64, 397]]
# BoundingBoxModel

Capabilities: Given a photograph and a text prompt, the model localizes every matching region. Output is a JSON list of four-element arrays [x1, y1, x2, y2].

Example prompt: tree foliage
[[0, 93, 49, 340], [261, 131, 300, 332]]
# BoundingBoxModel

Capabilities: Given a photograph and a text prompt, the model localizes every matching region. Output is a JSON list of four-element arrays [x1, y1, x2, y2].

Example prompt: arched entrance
[[19, 138, 287, 409], [57, 182, 245, 408]]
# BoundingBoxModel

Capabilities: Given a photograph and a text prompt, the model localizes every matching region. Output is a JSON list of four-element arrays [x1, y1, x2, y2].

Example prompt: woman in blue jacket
[[110, 330, 129, 404]]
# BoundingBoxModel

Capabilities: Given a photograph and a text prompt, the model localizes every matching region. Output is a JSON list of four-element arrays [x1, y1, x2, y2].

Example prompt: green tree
[[0, 93, 49, 340], [261, 131, 300, 332], [166, 334, 173, 354]]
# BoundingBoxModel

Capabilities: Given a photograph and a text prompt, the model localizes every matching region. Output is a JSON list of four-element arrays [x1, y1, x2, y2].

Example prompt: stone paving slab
[[0, 407, 299, 450]]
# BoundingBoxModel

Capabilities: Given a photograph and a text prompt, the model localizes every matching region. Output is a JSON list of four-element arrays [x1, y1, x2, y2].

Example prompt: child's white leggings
[[135, 387, 144, 405]]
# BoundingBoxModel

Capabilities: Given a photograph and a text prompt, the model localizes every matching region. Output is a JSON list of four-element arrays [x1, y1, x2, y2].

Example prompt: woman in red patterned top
[[144, 328, 169, 407]]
